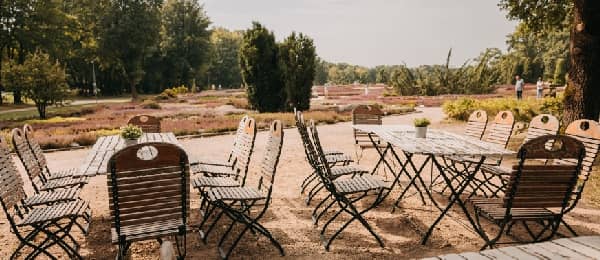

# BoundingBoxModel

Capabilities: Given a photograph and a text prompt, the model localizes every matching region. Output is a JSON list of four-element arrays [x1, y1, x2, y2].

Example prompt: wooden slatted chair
[[12, 128, 89, 193], [465, 110, 488, 140], [476, 114, 560, 197], [197, 120, 285, 259], [296, 112, 369, 206], [470, 135, 585, 249], [352, 104, 385, 162], [309, 119, 396, 251], [107, 142, 189, 259], [24, 124, 82, 179], [192, 118, 257, 185], [128, 114, 161, 133], [441, 111, 515, 194], [296, 111, 356, 199], [192, 115, 249, 167], [1, 137, 91, 259]]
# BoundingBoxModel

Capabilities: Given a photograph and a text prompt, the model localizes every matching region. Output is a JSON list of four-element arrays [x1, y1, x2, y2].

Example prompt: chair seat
[[480, 164, 511, 176], [473, 199, 556, 221], [192, 164, 235, 177], [111, 219, 184, 243], [324, 149, 343, 155], [208, 187, 266, 201], [191, 157, 234, 167], [331, 165, 369, 178], [47, 167, 79, 180], [23, 187, 80, 206], [18, 200, 89, 226], [334, 175, 389, 194], [41, 176, 88, 191], [326, 153, 353, 165], [192, 176, 240, 189]]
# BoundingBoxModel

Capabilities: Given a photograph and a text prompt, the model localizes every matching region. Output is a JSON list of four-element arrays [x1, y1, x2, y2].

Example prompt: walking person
[[515, 75, 524, 100], [536, 77, 544, 99]]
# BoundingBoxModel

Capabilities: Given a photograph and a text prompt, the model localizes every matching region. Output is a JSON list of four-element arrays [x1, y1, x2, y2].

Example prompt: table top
[[77, 133, 182, 176], [353, 124, 515, 156]]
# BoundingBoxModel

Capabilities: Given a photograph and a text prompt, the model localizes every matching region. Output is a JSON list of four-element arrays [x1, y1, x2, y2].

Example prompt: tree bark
[[563, 0, 600, 124], [130, 80, 138, 100]]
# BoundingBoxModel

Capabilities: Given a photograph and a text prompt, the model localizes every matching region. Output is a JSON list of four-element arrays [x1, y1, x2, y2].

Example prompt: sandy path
[[2, 107, 599, 259]]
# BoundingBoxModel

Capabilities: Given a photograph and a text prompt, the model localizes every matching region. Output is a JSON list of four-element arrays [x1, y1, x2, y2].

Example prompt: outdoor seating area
[[1, 109, 600, 259]]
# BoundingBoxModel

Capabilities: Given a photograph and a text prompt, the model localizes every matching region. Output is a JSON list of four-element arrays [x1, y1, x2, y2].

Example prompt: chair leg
[[560, 218, 578, 236]]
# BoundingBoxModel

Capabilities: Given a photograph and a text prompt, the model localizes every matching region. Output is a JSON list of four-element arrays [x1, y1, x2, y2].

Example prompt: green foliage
[[160, 0, 211, 89], [208, 28, 243, 88], [553, 58, 567, 85], [239, 22, 284, 112], [413, 118, 431, 127], [313, 57, 329, 85], [1, 51, 71, 119], [443, 97, 562, 123], [498, 0, 571, 32], [120, 124, 143, 139], [279, 32, 316, 111]]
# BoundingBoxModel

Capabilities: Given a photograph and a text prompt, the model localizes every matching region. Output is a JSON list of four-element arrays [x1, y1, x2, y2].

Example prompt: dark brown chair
[[471, 135, 585, 249], [128, 114, 161, 133], [107, 142, 189, 259], [352, 105, 384, 162]]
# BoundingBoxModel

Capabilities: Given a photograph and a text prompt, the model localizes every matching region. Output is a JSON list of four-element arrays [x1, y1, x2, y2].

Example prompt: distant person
[[536, 77, 544, 99], [515, 75, 524, 100]]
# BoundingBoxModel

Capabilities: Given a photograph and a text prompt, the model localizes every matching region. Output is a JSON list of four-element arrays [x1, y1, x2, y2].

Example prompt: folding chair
[[107, 142, 189, 259], [1, 137, 91, 259], [352, 104, 385, 162], [476, 114, 560, 197], [12, 128, 89, 193], [127, 114, 161, 133], [23, 124, 82, 179], [295, 111, 353, 162], [470, 135, 585, 249], [309, 120, 395, 251], [192, 115, 249, 167], [192, 117, 256, 182], [197, 120, 285, 259], [464, 110, 488, 140], [295, 112, 368, 206]]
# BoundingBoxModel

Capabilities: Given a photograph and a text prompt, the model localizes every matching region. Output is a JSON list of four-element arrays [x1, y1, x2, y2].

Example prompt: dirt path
[[2, 107, 598, 259]]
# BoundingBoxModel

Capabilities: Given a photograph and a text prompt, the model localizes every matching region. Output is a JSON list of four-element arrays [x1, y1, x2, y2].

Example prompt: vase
[[415, 126, 427, 138], [124, 138, 138, 146]]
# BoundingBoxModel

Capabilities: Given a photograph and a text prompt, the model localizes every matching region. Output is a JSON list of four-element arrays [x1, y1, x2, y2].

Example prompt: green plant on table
[[413, 117, 431, 127], [120, 124, 143, 139]]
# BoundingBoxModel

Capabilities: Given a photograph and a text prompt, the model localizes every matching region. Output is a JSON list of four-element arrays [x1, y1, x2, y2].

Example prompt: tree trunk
[[13, 90, 22, 104], [37, 104, 46, 119], [130, 80, 138, 100], [563, 0, 600, 124]]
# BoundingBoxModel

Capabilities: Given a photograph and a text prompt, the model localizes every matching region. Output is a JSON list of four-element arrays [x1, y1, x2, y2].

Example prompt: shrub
[[141, 99, 161, 109], [120, 124, 143, 139], [443, 97, 561, 123], [442, 98, 477, 121]]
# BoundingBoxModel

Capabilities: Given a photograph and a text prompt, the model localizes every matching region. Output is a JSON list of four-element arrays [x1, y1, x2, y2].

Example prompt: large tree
[[208, 28, 243, 88], [99, 0, 162, 99], [239, 22, 284, 112], [279, 32, 316, 111], [161, 0, 211, 89], [499, 0, 600, 123]]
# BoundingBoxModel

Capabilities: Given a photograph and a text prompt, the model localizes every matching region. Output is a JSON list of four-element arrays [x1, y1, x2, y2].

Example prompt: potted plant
[[120, 124, 143, 146], [413, 118, 431, 138]]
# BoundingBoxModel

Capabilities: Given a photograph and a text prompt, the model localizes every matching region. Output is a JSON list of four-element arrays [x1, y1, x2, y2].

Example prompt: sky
[[202, 0, 518, 67]]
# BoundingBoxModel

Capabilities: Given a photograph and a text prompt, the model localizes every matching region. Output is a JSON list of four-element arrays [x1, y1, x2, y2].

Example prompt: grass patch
[[26, 116, 86, 124], [583, 168, 600, 208], [0, 104, 99, 122]]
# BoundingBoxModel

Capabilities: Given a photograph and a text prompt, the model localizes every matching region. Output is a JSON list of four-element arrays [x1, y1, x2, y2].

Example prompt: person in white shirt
[[536, 77, 544, 99], [515, 75, 524, 100]]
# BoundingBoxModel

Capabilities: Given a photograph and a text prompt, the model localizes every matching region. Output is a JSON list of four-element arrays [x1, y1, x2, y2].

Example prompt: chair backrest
[[295, 111, 320, 170], [107, 142, 189, 235], [558, 120, 600, 211], [128, 115, 161, 133], [227, 115, 249, 163], [256, 120, 284, 200], [523, 114, 560, 143], [0, 136, 27, 222], [503, 135, 585, 209], [465, 110, 488, 140], [11, 128, 45, 193], [231, 117, 257, 184], [309, 120, 337, 192], [352, 105, 383, 145], [23, 124, 50, 172], [484, 110, 515, 148]]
